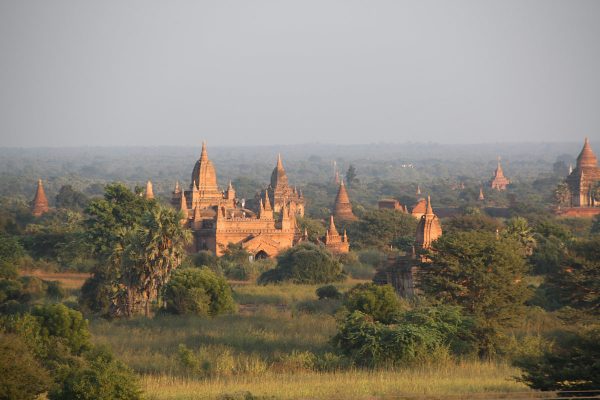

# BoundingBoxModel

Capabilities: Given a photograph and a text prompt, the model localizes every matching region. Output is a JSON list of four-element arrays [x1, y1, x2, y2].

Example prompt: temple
[[557, 138, 600, 217], [374, 196, 442, 297], [333, 180, 357, 221], [259, 154, 305, 217], [490, 157, 510, 190], [145, 180, 154, 200], [171, 142, 301, 257], [323, 215, 350, 254], [31, 179, 50, 217]]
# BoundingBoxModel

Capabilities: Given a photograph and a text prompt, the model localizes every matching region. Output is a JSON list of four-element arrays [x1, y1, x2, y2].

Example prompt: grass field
[[87, 280, 531, 400]]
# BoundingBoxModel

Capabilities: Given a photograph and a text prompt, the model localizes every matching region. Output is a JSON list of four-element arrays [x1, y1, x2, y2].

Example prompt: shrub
[[316, 285, 342, 300], [333, 306, 474, 367], [515, 327, 600, 391], [164, 267, 236, 316], [0, 262, 18, 280], [258, 243, 344, 285], [31, 303, 91, 355], [49, 347, 142, 400], [343, 283, 405, 324], [0, 333, 51, 400]]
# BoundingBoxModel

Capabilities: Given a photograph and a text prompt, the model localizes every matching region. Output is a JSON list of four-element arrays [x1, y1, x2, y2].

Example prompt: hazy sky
[[1, 1, 599, 147]]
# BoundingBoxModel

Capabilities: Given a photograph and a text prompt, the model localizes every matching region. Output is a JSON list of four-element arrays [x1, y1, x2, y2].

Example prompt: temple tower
[[266, 154, 305, 216], [31, 179, 50, 217], [566, 138, 600, 208], [490, 157, 510, 190], [145, 180, 154, 199], [324, 215, 349, 253], [333, 180, 357, 221], [415, 196, 442, 251], [479, 187, 485, 201]]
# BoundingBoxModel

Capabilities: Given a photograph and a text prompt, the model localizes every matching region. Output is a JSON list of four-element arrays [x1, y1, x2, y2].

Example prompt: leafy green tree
[[31, 304, 91, 355], [345, 165, 358, 187], [55, 185, 89, 211], [0, 233, 24, 264], [258, 243, 344, 284], [545, 237, 600, 314], [0, 333, 51, 400], [503, 217, 536, 255], [163, 267, 235, 316], [444, 213, 502, 234], [346, 210, 417, 250], [516, 327, 600, 391], [343, 283, 404, 324], [419, 231, 531, 356], [49, 347, 142, 400]]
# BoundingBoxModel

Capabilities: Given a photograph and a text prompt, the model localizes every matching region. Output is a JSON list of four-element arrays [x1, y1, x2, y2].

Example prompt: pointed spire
[[270, 153, 289, 188], [173, 181, 181, 194], [193, 205, 202, 221], [416, 184, 421, 195], [425, 195, 434, 215], [31, 179, 49, 217], [343, 229, 348, 242], [200, 140, 208, 161], [263, 190, 272, 211], [479, 187, 485, 201], [576, 137, 598, 168], [495, 157, 505, 178], [179, 190, 187, 211], [328, 215, 339, 237], [145, 180, 154, 199], [333, 180, 357, 221]]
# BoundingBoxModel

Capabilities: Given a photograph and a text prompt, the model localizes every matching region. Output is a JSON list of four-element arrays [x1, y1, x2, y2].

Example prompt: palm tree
[[114, 205, 191, 317], [504, 217, 536, 256]]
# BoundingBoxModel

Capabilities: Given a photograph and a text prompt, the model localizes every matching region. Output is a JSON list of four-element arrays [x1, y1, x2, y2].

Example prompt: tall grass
[[141, 362, 528, 400]]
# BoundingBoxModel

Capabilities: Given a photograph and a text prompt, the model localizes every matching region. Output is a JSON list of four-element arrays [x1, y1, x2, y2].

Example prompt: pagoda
[[333, 180, 357, 221], [558, 138, 600, 217], [323, 215, 349, 254], [490, 157, 510, 190], [31, 179, 50, 217]]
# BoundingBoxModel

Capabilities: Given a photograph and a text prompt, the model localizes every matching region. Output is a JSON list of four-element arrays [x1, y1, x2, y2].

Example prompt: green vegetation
[[258, 243, 344, 285], [164, 267, 236, 316], [343, 283, 405, 324]]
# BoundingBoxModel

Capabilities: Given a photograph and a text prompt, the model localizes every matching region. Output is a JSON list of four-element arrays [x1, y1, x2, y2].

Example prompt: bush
[[50, 347, 142, 400], [515, 327, 600, 391], [0, 333, 51, 400], [316, 285, 342, 300], [333, 306, 474, 367], [164, 267, 236, 316], [31, 303, 91, 355], [343, 283, 405, 324], [258, 243, 344, 285]]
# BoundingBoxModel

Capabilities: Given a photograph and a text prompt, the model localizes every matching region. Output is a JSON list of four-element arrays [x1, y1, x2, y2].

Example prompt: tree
[[444, 213, 502, 234], [114, 205, 191, 317], [516, 327, 600, 391], [163, 267, 235, 316], [545, 237, 600, 314], [345, 210, 417, 250], [258, 243, 344, 284], [343, 283, 404, 324], [345, 165, 358, 187], [0, 333, 50, 400], [0, 233, 24, 264], [49, 347, 142, 400], [316, 285, 342, 300], [503, 217, 536, 256], [55, 185, 89, 211], [419, 231, 531, 356]]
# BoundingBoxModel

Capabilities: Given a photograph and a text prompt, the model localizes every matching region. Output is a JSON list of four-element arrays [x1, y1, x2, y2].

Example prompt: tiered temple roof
[[324, 215, 349, 253], [490, 157, 510, 190]]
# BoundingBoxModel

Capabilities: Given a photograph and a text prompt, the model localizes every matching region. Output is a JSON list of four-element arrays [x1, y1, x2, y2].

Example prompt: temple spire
[[328, 215, 339, 237], [416, 184, 421, 196], [425, 195, 434, 215], [479, 187, 485, 201], [145, 180, 154, 199], [333, 180, 357, 221], [576, 137, 598, 168], [263, 190, 272, 211], [31, 179, 49, 217], [200, 141, 208, 161]]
